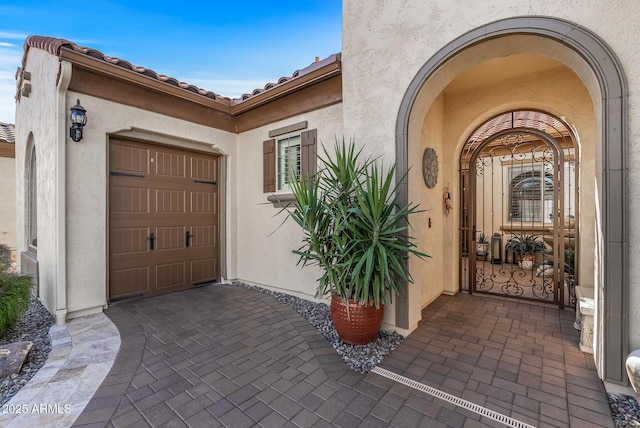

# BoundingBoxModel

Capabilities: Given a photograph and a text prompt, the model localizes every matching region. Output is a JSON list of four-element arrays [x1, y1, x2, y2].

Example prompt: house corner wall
[[15, 47, 66, 318]]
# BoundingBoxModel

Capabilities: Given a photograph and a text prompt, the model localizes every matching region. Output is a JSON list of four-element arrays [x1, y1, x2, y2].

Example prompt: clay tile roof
[[234, 54, 340, 103], [0, 123, 15, 144], [22, 36, 226, 102], [21, 36, 341, 109]]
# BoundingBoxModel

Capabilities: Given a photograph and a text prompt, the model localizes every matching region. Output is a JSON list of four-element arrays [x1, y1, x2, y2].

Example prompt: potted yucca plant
[[284, 140, 427, 344]]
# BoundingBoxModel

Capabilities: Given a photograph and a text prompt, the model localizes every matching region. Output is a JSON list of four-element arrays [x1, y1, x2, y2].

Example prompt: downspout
[[54, 61, 71, 325]]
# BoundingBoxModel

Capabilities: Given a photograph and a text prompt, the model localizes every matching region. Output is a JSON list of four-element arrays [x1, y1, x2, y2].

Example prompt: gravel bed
[[232, 281, 403, 373], [609, 393, 640, 427], [0, 296, 55, 405]]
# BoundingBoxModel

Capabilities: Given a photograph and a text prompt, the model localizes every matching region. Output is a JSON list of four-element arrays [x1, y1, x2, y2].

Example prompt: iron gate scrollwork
[[459, 111, 578, 308]]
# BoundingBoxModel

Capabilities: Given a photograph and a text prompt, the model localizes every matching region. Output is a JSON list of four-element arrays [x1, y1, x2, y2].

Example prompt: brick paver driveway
[[72, 284, 614, 427]]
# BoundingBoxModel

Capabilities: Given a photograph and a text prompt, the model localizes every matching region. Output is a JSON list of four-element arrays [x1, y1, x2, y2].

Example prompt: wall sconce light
[[69, 99, 87, 142]]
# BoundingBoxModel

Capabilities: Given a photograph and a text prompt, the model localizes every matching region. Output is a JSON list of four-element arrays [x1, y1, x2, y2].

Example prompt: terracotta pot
[[330, 295, 384, 345]]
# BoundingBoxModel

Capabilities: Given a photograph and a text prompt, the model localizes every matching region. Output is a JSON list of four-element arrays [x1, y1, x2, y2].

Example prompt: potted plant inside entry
[[505, 233, 545, 271], [476, 233, 489, 257], [283, 140, 428, 345]]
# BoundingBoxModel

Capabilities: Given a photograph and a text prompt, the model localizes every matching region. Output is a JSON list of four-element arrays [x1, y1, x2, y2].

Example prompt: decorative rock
[[0, 296, 55, 405], [626, 349, 640, 394], [608, 393, 640, 426], [0, 341, 33, 378]]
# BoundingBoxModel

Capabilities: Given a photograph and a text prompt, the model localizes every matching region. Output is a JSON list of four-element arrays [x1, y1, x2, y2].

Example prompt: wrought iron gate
[[459, 111, 578, 308]]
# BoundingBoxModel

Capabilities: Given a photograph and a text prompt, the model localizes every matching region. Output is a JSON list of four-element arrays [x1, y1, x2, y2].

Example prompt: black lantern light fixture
[[69, 99, 87, 142]]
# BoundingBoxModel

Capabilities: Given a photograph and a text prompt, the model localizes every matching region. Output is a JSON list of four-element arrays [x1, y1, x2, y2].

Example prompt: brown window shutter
[[300, 129, 317, 180], [263, 139, 276, 193]]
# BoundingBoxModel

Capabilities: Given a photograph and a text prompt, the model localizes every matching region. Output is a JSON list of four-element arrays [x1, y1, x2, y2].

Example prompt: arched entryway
[[459, 110, 578, 309], [395, 17, 628, 384]]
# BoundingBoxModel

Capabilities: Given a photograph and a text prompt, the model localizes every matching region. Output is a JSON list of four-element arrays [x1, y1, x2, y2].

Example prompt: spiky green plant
[[505, 233, 545, 256], [0, 244, 31, 335], [285, 139, 428, 308]]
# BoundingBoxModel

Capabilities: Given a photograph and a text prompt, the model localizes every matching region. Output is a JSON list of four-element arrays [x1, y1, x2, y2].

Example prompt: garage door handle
[[147, 232, 155, 251], [186, 231, 195, 247]]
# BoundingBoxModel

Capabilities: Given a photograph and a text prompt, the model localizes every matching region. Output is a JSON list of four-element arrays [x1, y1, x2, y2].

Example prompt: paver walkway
[[375, 293, 614, 428], [72, 284, 614, 427], [0, 312, 120, 428]]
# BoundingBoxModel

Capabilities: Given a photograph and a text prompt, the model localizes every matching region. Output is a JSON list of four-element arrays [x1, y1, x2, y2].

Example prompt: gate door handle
[[147, 232, 155, 251], [186, 231, 195, 247]]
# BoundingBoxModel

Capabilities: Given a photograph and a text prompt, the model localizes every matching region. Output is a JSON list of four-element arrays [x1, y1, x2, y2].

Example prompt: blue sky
[[0, 1, 342, 123]]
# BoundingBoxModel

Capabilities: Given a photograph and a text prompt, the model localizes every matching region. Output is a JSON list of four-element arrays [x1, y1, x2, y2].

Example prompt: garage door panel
[[156, 189, 186, 213], [110, 143, 150, 174], [110, 266, 150, 296], [156, 262, 186, 289], [189, 225, 217, 248], [111, 185, 150, 213], [111, 227, 149, 255], [155, 151, 186, 178], [191, 258, 217, 283], [109, 139, 220, 301], [155, 226, 186, 251], [191, 156, 217, 181], [191, 191, 217, 213]]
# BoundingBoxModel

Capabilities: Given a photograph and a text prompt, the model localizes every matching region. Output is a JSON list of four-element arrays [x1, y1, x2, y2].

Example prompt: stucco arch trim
[[395, 16, 628, 384]]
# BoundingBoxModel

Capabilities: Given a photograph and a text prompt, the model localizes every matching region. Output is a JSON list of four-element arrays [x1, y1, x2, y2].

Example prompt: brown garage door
[[109, 138, 220, 301]]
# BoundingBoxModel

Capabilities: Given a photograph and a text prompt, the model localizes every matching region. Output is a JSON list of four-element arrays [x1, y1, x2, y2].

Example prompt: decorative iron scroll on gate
[[459, 111, 578, 308]]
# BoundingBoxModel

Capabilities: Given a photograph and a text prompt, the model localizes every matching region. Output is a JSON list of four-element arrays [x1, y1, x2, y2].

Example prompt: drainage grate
[[371, 366, 536, 428]]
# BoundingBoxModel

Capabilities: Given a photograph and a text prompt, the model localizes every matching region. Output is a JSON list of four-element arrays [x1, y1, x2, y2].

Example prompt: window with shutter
[[300, 129, 317, 180], [263, 129, 316, 193], [277, 135, 301, 191], [263, 139, 275, 193]]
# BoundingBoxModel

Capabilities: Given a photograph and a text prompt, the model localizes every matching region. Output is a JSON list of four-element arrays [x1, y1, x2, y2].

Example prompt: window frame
[[507, 164, 554, 224], [28, 146, 37, 251], [276, 133, 302, 192], [263, 128, 316, 195]]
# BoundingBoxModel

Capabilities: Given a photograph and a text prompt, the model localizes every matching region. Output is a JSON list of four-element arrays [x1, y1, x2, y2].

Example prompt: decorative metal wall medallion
[[422, 147, 438, 188]]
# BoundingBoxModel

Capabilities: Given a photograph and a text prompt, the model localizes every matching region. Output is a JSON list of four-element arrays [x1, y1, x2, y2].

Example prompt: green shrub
[[0, 244, 31, 335]]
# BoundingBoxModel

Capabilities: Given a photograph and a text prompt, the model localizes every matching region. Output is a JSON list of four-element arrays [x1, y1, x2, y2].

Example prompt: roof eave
[[230, 54, 342, 115], [59, 47, 233, 114]]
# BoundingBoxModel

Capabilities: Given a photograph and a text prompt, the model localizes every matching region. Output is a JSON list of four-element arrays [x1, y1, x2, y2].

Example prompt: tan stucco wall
[[0, 156, 16, 251], [16, 46, 239, 321], [415, 94, 445, 310], [343, 0, 640, 350], [14, 47, 64, 318], [62, 93, 238, 319], [234, 104, 343, 304], [15, 46, 343, 324]]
